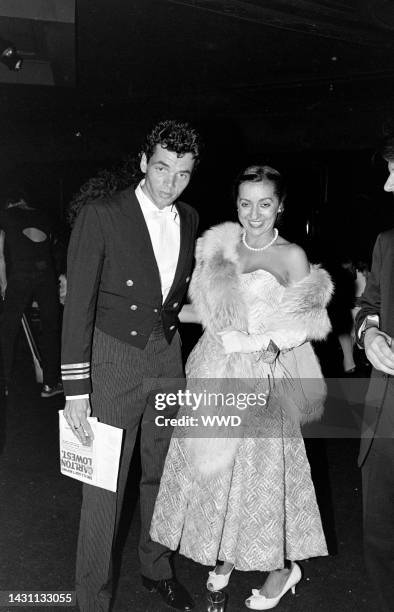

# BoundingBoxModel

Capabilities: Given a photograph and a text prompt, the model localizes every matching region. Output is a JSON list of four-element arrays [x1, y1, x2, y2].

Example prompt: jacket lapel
[[120, 188, 162, 293]]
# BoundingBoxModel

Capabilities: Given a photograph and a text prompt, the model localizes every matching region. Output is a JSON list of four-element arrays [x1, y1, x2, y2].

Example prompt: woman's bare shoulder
[[277, 240, 310, 282]]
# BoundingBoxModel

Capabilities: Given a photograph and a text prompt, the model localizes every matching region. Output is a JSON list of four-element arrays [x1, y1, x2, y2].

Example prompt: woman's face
[[237, 179, 281, 238]]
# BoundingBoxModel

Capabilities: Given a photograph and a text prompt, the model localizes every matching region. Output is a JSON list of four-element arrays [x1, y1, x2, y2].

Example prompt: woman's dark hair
[[233, 164, 287, 204], [67, 156, 138, 227], [141, 119, 203, 166]]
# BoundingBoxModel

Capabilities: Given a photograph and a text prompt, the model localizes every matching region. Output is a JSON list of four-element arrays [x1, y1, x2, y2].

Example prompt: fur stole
[[184, 222, 333, 479], [189, 222, 333, 341]]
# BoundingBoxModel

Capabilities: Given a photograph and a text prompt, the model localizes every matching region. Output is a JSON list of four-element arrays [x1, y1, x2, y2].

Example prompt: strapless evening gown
[[150, 270, 328, 571]]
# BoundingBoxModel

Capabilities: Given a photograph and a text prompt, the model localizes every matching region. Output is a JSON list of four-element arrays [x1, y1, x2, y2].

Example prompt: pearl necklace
[[242, 228, 278, 252]]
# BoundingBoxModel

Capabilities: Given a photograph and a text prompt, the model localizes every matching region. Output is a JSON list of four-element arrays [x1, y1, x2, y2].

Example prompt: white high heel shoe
[[245, 562, 301, 610], [206, 564, 234, 591]]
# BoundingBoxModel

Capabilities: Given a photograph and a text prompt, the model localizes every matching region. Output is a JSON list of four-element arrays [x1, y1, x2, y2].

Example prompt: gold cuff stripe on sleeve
[[61, 362, 90, 370], [61, 373, 90, 380]]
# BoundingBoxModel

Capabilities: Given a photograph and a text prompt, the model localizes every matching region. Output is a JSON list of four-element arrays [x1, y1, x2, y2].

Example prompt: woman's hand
[[218, 329, 256, 354]]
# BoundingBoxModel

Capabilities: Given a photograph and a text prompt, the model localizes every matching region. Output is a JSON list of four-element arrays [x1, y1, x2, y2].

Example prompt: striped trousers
[[75, 326, 184, 612]]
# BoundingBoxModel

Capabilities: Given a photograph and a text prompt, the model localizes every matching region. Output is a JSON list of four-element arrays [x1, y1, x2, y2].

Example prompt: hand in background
[[364, 327, 394, 375]]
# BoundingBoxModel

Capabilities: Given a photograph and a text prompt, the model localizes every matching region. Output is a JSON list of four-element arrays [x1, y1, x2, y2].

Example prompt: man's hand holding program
[[64, 397, 94, 446]]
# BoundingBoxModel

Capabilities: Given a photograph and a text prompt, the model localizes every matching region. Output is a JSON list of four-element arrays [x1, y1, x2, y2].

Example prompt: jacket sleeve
[[355, 234, 381, 339], [61, 204, 105, 396]]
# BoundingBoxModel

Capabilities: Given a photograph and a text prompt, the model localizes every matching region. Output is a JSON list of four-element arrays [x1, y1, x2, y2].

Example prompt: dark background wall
[[1, 0, 394, 264]]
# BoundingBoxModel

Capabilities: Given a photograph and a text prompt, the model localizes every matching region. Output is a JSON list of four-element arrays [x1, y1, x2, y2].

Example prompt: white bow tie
[[149, 205, 178, 222]]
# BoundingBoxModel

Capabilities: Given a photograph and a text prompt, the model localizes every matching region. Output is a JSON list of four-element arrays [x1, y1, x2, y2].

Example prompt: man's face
[[140, 144, 195, 209], [383, 160, 394, 193]]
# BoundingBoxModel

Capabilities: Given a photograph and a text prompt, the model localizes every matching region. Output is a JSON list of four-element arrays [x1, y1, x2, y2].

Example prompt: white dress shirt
[[135, 180, 180, 303], [67, 181, 181, 400]]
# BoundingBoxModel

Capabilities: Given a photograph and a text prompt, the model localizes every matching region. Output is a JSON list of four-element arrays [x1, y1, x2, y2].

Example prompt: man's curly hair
[[67, 120, 202, 227], [141, 119, 202, 166]]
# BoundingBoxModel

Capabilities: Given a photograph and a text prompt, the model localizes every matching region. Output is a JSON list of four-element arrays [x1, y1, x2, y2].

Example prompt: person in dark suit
[[355, 134, 394, 612], [0, 190, 63, 397], [62, 120, 202, 612]]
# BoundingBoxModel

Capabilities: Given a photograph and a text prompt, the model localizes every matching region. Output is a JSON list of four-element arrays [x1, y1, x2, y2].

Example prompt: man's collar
[[135, 181, 177, 218]]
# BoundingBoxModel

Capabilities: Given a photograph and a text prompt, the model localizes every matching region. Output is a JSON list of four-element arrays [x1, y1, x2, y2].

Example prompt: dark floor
[[0, 338, 378, 612]]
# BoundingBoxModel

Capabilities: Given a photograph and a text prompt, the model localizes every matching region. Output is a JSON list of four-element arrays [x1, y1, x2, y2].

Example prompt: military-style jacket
[[61, 187, 198, 396]]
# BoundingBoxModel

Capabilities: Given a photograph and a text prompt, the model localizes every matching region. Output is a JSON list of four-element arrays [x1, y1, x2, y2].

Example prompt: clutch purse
[[257, 339, 280, 364]]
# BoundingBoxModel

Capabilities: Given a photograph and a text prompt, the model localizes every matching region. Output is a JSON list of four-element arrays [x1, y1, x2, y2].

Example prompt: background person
[[0, 189, 62, 397], [355, 134, 394, 612]]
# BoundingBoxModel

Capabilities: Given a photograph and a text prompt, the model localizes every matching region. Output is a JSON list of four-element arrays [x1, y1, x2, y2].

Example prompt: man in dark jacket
[[62, 120, 201, 612], [355, 134, 394, 612]]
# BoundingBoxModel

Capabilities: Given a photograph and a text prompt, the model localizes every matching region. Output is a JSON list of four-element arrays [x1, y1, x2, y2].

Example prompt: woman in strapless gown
[[150, 165, 333, 610]]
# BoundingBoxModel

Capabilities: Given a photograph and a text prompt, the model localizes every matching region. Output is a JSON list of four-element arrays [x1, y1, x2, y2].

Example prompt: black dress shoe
[[141, 575, 195, 610]]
